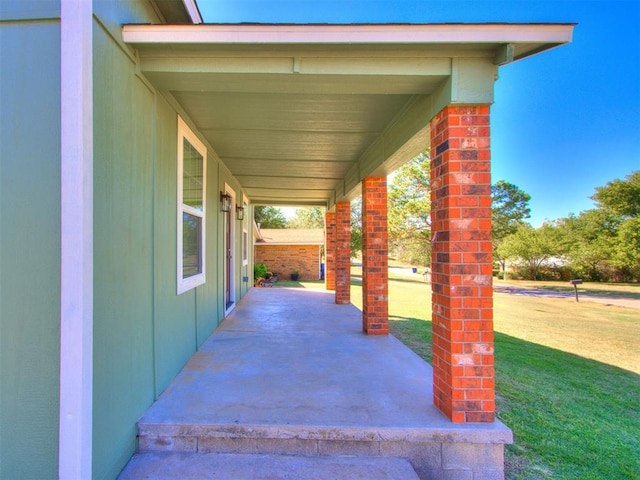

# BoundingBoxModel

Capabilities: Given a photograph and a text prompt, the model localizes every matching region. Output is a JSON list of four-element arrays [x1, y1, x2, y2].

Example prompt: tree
[[497, 223, 563, 280], [254, 206, 288, 228], [350, 196, 362, 258], [388, 150, 431, 266], [557, 209, 617, 281], [287, 207, 325, 229], [612, 217, 640, 281], [491, 180, 531, 273], [592, 170, 640, 219]]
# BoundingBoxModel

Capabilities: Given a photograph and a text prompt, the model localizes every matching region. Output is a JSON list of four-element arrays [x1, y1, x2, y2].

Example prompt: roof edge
[[123, 22, 574, 46]]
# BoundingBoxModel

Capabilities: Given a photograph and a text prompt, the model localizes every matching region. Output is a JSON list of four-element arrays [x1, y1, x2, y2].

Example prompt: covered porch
[[122, 22, 573, 425], [119, 286, 511, 479], [111, 19, 573, 479]]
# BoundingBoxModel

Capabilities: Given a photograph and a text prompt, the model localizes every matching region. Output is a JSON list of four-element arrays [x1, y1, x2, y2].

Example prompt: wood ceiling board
[[245, 188, 334, 199], [172, 91, 412, 133], [235, 177, 339, 189], [224, 159, 352, 178], [203, 129, 379, 161]]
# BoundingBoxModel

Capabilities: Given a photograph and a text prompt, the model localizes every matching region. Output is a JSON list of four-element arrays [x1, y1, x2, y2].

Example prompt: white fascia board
[[123, 23, 574, 47]]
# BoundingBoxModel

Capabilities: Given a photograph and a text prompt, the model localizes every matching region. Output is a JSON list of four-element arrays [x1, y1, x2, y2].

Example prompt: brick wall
[[254, 245, 321, 281], [429, 105, 495, 423]]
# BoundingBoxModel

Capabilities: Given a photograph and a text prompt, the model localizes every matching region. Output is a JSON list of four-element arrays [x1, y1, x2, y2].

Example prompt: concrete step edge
[[118, 451, 420, 480], [137, 421, 513, 444]]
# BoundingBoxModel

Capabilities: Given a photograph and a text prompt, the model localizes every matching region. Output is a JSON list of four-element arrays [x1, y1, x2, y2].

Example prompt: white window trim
[[177, 116, 207, 294]]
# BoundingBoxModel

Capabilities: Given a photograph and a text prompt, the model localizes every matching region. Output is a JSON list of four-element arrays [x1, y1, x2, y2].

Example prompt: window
[[177, 117, 207, 294]]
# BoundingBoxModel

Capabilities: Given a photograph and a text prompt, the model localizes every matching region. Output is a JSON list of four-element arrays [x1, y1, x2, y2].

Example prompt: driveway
[[494, 285, 640, 310]]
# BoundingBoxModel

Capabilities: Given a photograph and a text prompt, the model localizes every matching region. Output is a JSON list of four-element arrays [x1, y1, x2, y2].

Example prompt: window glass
[[183, 139, 203, 210], [182, 212, 202, 278]]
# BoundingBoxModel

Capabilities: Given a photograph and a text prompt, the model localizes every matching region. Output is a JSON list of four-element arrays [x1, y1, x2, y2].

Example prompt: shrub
[[254, 263, 268, 281]]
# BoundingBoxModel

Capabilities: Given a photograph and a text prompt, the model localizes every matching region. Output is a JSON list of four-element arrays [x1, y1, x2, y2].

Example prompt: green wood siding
[[92, 21, 156, 480], [0, 19, 61, 480], [0, 5, 248, 479], [152, 97, 201, 394], [91, 11, 242, 479]]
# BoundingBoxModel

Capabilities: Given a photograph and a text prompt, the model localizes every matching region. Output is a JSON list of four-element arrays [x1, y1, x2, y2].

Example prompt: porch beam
[[138, 55, 452, 77], [336, 57, 498, 207], [141, 71, 446, 96]]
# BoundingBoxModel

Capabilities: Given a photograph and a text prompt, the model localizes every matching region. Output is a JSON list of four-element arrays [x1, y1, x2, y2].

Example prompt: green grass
[[347, 267, 640, 479]]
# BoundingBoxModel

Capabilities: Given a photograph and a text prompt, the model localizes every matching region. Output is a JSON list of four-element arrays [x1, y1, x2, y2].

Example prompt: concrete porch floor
[[120, 287, 512, 479]]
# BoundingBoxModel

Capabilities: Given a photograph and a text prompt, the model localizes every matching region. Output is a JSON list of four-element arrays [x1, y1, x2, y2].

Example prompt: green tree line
[[254, 162, 639, 282], [498, 171, 639, 282]]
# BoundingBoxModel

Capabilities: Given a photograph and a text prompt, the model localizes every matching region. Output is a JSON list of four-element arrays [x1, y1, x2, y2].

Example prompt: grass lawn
[[341, 266, 639, 480]]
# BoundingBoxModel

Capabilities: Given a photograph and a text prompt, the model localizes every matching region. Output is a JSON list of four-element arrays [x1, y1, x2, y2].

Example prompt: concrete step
[[118, 452, 420, 479]]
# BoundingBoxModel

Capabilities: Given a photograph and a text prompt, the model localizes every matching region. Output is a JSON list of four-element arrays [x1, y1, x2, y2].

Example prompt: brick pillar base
[[430, 105, 495, 423], [325, 212, 336, 291], [362, 177, 388, 335], [335, 202, 351, 304]]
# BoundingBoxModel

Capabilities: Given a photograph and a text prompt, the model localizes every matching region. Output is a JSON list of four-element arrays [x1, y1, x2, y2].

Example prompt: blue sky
[[198, 0, 639, 226]]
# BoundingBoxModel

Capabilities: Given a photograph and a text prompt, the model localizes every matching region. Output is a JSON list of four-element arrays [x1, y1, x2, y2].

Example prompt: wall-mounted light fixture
[[236, 204, 245, 221], [220, 192, 232, 212]]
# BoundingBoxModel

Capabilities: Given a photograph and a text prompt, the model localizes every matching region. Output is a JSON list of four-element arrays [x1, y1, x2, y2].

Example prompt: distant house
[[255, 227, 324, 280]]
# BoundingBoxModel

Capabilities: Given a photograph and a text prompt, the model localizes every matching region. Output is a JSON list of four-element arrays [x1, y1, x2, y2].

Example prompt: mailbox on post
[[570, 279, 583, 302]]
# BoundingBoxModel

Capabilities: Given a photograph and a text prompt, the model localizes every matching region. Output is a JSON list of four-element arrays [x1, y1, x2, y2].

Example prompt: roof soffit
[[123, 23, 574, 208]]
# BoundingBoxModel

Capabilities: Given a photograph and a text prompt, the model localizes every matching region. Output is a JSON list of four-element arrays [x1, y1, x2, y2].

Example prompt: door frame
[[223, 183, 236, 315]]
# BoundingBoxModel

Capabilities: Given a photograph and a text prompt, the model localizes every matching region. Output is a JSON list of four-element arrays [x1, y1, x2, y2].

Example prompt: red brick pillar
[[335, 201, 351, 304], [429, 105, 495, 423], [325, 212, 336, 291], [362, 177, 389, 335]]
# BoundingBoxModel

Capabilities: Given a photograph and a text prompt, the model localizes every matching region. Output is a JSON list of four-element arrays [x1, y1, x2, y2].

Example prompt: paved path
[[494, 285, 640, 310]]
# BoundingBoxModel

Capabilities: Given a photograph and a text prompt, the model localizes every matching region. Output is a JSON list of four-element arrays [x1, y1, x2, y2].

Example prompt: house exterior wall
[[0, 6, 62, 479], [255, 245, 321, 281], [92, 13, 158, 478], [91, 6, 247, 478], [1, 2, 250, 479]]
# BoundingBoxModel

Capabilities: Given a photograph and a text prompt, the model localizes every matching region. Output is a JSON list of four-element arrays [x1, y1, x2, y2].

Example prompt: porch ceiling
[[123, 23, 574, 209]]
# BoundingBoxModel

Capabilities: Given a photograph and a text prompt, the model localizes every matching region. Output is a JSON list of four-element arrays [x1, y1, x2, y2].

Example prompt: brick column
[[429, 105, 495, 423], [362, 177, 389, 335], [325, 212, 336, 291], [335, 201, 351, 304]]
